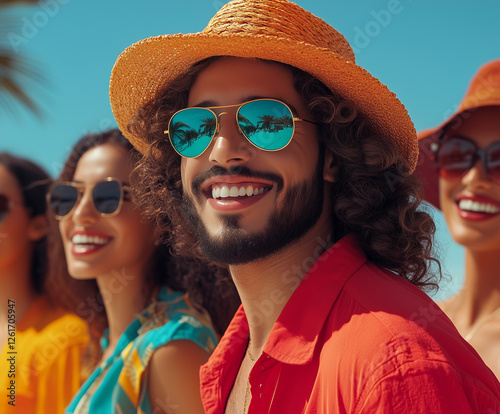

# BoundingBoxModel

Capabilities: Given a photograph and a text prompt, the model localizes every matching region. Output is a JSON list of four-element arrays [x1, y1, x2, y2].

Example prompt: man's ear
[[323, 150, 338, 183], [27, 214, 49, 242]]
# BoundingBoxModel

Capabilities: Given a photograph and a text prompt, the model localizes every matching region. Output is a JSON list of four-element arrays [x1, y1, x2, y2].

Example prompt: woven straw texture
[[416, 59, 500, 209], [110, 0, 417, 172]]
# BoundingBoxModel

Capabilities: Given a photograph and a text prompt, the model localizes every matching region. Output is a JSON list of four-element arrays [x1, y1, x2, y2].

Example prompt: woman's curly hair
[[128, 57, 441, 292]]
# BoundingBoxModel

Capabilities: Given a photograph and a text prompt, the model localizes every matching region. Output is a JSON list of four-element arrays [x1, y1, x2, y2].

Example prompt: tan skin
[[59, 143, 208, 413], [0, 165, 47, 346], [181, 57, 337, 413], [438, 106, 500, 378]]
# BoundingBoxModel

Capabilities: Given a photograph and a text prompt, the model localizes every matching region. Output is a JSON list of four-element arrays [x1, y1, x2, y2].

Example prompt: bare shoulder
[[148, 340, 210, 414], [150, 339, 210, 372]]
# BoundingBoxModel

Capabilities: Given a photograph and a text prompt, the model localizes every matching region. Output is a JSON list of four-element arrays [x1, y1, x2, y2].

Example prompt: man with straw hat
[[110, 0, 500, 412], [416, 59, 500, 379]]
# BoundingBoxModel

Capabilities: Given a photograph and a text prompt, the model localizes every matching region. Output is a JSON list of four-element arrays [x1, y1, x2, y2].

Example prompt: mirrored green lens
[[93, 180, 122, 215], [238, 100, 294, 151], [50, 185, 78, 217], [169, 108, 217, 157]]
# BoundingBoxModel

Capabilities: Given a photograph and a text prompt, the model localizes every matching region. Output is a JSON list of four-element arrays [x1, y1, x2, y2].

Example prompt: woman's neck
[[1, 262, 39, 318], [96, 267, 151, 354], [1, 261, 39, 345], [448, 249, 500, 326]]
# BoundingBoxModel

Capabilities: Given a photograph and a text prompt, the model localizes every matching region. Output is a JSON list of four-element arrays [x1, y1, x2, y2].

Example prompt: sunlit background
[[2, 0, 499, 300]]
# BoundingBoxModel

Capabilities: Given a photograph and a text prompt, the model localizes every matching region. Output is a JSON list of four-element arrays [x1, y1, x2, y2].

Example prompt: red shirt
[[200, 235, 500, 413]]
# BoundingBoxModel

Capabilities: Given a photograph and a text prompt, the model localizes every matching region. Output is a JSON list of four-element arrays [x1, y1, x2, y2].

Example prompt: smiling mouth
[[71, 234, 112, 250], [457, 199, 500, 214], [209, 184, 271, 200]]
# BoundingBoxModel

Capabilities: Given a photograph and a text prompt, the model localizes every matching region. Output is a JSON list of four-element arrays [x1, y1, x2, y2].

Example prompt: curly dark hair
[[46, 128, 239, 365], [128, 57, 441, 291], [0, 152, 52, 294]]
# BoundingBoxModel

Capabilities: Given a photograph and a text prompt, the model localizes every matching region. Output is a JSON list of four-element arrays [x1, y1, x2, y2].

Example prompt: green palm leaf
[[0, 1, 46, 118], [0, 1, 39, 6]]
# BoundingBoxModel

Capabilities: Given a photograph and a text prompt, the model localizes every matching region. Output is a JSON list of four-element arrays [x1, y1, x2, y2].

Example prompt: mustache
[[192, 165, 284, 197]]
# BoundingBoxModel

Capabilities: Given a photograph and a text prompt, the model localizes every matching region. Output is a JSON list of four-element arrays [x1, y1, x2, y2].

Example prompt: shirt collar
[[202, 234, 367, 376], [263, 234, 367, 364], [200, 305, 249, 409]]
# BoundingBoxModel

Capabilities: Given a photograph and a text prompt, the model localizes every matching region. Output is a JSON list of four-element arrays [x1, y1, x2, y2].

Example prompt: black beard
[[182, 158, 325, 265]]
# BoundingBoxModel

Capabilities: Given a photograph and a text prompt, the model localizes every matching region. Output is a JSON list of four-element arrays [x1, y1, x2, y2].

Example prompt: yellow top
[[0, 295, 89, 414]]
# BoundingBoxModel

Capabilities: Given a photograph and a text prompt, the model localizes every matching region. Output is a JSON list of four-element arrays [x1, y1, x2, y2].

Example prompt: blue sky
[[2, 0, 500, 300]]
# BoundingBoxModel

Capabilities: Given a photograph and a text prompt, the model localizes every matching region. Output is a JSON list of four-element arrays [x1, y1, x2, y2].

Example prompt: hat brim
[[416, 102, 500, 210], [416, 128, 441, 209], [110, 32, 417, 171]]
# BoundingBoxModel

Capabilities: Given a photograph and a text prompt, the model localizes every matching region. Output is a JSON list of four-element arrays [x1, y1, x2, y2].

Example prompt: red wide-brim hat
[[416, 59, 500, 209]]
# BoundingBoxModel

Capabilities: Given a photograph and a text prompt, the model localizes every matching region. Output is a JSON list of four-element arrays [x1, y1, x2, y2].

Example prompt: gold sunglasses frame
[[48, 177, 131, 220], [164, 98, 317, 158]]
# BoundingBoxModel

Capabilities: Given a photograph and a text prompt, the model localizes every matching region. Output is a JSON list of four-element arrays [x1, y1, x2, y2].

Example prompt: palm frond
[[0, 54, 41, 116], [0, 1, 39, 6], [0, 2, 46, 119]]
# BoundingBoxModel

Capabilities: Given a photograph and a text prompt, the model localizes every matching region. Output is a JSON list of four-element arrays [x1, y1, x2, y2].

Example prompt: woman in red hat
[[417, 59, 500, 378]]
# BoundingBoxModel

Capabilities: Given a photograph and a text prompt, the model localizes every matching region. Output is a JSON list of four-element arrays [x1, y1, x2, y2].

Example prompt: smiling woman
[[57, 144, 159, 281], [46, 128, 239, 414], [417, 59, 500, 378]]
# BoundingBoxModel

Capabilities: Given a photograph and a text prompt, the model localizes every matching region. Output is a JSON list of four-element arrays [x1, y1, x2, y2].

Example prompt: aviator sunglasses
[[48, 178, 131, 220], [165, 98, 318, 158], [432, 135, 500, 183]]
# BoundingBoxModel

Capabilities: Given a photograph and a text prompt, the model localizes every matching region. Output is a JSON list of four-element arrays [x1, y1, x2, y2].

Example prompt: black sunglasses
[[432, 135, 500, 183], [47, 178, 131, 220]]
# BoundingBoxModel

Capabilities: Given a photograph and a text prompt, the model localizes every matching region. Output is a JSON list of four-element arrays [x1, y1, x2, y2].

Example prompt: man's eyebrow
[[192, 96, 266, 107], [191, 99, 217, 108]]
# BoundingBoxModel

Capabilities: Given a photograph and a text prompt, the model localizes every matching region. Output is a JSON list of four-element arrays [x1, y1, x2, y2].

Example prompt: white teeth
[[211, 184, 269, 199], [458, 199, 500, 214], [212, 187, 221, 199], [72, 234, 110, 245]]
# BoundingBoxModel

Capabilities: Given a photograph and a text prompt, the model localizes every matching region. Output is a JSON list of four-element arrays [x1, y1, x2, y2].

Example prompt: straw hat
[[110, 0, 418, 172], [416, 59, 500, 209]]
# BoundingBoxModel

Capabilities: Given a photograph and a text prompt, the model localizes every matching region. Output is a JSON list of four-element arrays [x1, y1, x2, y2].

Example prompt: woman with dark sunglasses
[[47, 129, 239, 414], [417, 59, 500, 378], [0, 152, 90, 413]]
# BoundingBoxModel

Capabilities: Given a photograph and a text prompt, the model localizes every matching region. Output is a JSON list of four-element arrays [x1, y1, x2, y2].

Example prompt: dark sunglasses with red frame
[[432, 135, 500, 183]]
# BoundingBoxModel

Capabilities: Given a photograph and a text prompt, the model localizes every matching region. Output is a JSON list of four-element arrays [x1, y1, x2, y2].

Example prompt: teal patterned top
[[66, 287, 218, 414]]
